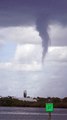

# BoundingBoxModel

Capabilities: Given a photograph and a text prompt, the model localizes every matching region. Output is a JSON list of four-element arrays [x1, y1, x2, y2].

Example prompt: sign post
[[45, 103, 54, 120]]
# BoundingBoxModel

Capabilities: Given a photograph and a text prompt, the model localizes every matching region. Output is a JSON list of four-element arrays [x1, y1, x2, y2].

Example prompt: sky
[[0, 0, 67, 98]]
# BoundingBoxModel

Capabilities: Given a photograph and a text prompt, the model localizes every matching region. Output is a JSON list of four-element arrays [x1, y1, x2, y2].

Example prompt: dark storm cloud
[[0, 0, 67, 26], [0, 0, 67, 60]]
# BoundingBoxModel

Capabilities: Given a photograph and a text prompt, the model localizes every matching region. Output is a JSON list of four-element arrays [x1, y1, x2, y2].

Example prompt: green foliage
[[63, 97, 67, 103], [52, 97, 61, 103], [0, 96, 67, 108]]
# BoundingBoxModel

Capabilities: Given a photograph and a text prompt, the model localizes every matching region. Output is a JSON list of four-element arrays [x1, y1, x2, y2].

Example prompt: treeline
[[0, 96, 67, 108], [37, 97, 67, 108]]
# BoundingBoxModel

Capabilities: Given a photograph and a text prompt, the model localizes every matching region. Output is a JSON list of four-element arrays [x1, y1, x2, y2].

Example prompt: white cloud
[[0, 25, 67, 97], [0, 46, 67, 72], [0, 24, 67, 47], [46, 46, 67, 62], [0, 62, 42, 72], [0, 46, 67, 97], [48, 24, 67, 46], [0, 26, 41, 45], [14, 44, 42, 63], [14, 44, 35, 61]]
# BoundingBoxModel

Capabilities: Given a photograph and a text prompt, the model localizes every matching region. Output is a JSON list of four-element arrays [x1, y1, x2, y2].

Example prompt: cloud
[[46, 46, 67, 62], [0, 0, 67, 27], [0, 26, 41, 45], [0, 58, 67, 97], [0, 46, 67, 97], [14, 44, 42, 63], [0, 46, 67, 72], [0, 0, 67, 97], [0, 0, 67, 59], [0, 44, 42, 72], [48, 24, 67, 46], [0, 62, 42, 72]]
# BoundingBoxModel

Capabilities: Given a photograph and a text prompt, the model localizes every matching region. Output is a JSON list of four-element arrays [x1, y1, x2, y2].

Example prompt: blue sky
[[0, 41, 16, 62], [0, 0, 67, 98]]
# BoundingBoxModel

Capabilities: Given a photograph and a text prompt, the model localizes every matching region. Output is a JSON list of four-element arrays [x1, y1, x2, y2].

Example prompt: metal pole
[[48, 112, 51, 120]]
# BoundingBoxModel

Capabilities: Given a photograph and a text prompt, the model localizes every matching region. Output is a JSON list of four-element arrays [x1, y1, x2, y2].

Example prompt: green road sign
[[46, 103, 54, 112]]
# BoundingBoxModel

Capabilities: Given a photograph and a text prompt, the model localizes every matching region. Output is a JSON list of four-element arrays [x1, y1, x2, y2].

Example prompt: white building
[[18, 97, 37, 102]]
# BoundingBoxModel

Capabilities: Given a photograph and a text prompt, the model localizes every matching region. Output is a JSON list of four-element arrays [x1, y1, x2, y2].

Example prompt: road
[[0, 107, 67, 120]]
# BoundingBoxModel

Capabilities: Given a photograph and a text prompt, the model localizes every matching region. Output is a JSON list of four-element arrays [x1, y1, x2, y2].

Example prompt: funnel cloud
[[0, 0, 67, 97], [36, 14, 49, 62], [0, 0, 67, 61]]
